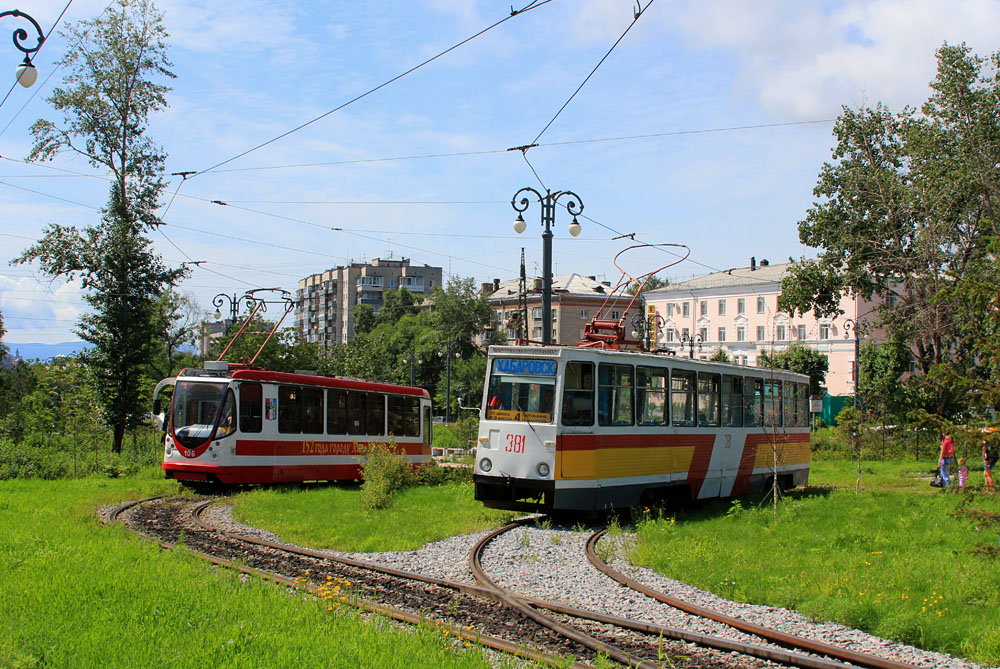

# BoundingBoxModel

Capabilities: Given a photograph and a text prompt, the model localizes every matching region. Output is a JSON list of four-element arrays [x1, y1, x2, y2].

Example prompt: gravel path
[[206, 506, 991, 669]]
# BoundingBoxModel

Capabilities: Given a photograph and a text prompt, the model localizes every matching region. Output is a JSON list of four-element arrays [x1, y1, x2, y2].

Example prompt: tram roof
[[175, 367, 430, 398]]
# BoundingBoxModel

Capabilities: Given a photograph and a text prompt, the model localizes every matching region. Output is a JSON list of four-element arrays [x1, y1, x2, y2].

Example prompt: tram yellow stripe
[[558, 446, 696, 480], [752, 439, 810, 468]]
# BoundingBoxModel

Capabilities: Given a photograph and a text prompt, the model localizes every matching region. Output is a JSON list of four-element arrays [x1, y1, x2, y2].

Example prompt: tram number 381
[[505, 434, 526, 454]]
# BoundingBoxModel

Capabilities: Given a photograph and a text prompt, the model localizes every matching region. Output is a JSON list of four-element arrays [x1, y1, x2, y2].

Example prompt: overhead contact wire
[[194, 0, 554, 177]]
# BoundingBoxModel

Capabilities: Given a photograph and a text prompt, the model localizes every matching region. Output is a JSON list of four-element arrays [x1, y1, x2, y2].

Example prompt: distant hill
[[6, 342, 94, 361]]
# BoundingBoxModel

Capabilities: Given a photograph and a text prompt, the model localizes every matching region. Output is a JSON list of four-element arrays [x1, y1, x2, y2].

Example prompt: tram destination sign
[[493, 358, 557, 376]]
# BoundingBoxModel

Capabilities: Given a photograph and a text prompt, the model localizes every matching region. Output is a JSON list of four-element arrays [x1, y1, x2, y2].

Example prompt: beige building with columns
[[644, 259, 884, 396]]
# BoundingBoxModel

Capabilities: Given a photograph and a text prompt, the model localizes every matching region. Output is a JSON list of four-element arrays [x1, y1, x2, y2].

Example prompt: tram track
[[107, 497, 947, 669]]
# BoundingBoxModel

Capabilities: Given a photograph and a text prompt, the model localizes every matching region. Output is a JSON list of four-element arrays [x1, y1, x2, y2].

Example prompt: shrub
[[357, 439, 415, 510], [414, 461, 472, 486], [0, 439, 69, 480]]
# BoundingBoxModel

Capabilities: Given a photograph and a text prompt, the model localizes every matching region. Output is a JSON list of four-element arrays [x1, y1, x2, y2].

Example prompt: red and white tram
[[474, 346, 811, 512], [155, 362, 432, 486]]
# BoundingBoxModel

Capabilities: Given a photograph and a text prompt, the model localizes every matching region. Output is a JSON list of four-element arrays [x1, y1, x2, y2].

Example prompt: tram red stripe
[[559, 433, 715, 452], [234, 439, 426, 457]]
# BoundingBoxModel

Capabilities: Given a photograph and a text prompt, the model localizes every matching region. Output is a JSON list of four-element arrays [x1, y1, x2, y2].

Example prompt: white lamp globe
[[568, 217, 581, 237], [513, 214, 526, 234], [15, 61, 37, 88]]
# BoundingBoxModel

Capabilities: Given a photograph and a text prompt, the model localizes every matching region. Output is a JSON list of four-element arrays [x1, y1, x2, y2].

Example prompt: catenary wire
[[193, 0, 554, 177], [530, 0, 654, 146]]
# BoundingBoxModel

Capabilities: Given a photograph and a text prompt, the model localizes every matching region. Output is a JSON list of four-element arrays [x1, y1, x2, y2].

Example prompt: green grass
[[630, 459, 1000, 665], [0, 470, 511, 668], [230, 480, 518, 552]]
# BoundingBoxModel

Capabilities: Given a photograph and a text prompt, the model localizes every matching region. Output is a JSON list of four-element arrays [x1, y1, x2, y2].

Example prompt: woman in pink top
[[939, 434, 955, 489]]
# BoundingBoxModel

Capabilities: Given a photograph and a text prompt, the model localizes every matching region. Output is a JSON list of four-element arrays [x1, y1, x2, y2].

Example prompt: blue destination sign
[[494, 358, 556, 376]]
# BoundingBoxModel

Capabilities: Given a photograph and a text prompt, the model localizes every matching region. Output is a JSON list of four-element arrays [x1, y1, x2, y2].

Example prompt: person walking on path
[[939, 433, 956, 491], [984, 439, 997, 494]]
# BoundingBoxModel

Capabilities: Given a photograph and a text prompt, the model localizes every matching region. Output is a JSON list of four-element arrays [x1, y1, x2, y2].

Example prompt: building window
[[718, 327, 726, 342], [532, 326, 541, 339], [718, 299, 726, 316], [682, 327, 690, 338], [756, 325, 766, 341], [820, 324, 831, 340], [887, 294, 897, 308], [737, 298, 745, 314], [531, 307, 542, 319], [552, 309, 557, 322], [700, 301, 708, 317], [737, 326, 746, 342], [580, 309, 588, 319], [682, 302, 690, 317], [667, 304, 675, 317], [796, 324, 806, 340], [699, 327, 708, 341], [757, 296, 766, 313], [666, 329, 675, 342], [776, 325, 786, 341], [611, 310, 621, 320]]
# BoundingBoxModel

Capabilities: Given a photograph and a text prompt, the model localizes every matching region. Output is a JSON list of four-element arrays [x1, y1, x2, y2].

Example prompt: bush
[[0, 439, 69, 480], [357, 439, 415, 510], [414, 461, 472, 486]]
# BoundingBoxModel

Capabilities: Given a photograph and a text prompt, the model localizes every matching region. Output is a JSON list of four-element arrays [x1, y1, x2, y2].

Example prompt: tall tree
[[758, 341, 829, 396], [13, 0, 186, 453], [779, 44, 1000, 415]]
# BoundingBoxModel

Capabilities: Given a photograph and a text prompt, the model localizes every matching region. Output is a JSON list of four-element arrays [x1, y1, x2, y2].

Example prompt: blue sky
[[1, 0, 998, 344]]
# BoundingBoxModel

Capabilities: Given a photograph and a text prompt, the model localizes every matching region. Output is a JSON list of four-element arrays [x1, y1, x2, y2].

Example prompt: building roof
[[487, 273, 626, 301], [647, 261, 794, 295]]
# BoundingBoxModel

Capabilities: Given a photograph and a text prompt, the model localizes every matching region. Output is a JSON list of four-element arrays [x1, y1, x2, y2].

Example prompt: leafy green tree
[[378, 287, 420, 324], [778, 44, 1000, 416], [0, 360, 36, 442], [707, 347, 730, 363], [148, 290, 200, 379], [13, 0, 186, 453], [353, 304, 377, 336], [858, 338, 911, 421], [758, 341, 829, 396], [0, 311, 7, 361], [627, 274, 668, 295], [211, 316, 327, 374]]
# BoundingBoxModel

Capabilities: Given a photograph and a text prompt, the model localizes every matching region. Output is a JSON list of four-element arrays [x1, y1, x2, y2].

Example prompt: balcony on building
[[356, 276, 384, 290], [399, 276, 425, 292]]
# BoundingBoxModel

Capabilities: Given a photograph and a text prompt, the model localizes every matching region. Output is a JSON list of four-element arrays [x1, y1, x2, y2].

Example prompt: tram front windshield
[[173, 381, 228, 448], [485, 358, 556, 423]]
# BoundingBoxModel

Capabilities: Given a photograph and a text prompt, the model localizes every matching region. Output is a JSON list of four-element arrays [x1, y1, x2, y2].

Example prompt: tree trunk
[[113, 422, 125, 454]]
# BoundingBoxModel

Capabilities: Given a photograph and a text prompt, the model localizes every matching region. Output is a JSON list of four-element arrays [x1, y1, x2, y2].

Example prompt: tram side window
[[239, 383, 262, 433], [723, 375, 743, 427], [598, 363, 634, 426], [636, 366, 667, 426], [783, 382, 796, 427], [697, 373, 721, 427], [423, 405, 432, 446], [388, 395, 404, 435], [764, 380, 782, 428], [327, 390, 348, 434], [561, 361, 594, 426], [348, 391, 367, 435], [744, 378, 763, 427], [404, 397, 420, 437], [216, 389, 236, 438], [301, 387, 324, 434], [278, 386, 300, 433], [671, 369, 696, 426], [366, 393, 385, 435], [797, 383, 810, 427]]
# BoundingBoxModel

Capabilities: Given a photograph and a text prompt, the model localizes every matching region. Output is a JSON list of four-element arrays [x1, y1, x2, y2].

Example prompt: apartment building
[[485, 274, 642, 346], [644, 259, 884, 396], [295, 258, 443, 347]]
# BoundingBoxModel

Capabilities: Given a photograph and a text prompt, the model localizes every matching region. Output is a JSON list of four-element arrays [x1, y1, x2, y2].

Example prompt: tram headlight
[[479, 457, 493, 473], [536, 462, 550, 478]]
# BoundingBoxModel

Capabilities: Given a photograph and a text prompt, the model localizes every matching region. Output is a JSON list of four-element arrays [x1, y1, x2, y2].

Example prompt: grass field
[[629, 460, 1000, 665], [229, 479, 517, 552], [0, 470, 516, 669]]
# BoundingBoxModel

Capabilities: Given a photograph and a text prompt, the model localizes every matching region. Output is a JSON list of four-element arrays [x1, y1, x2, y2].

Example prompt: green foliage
[[0, 310, 7, 361], [358, 439, 415, 510], [778, 44, 1000, 418], [758, 341, 829, 395], [148, 290, 201, 379], [14, 0, 187, 453], [2, 476, 500, 668], [211, 317, 328, 373], [414, 461, 472, 486], [707, 347, 730, 363], [627, 274, 668, 295], [630, 466, 1000, 665], [858, 338, 912, 422]]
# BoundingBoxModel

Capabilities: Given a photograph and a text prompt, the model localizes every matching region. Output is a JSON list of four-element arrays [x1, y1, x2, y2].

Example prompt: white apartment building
[[295, 258, 443, 347]]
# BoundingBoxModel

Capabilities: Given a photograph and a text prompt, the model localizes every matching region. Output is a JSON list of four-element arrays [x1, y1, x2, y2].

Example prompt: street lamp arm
[[1, 10, 44, 59], [552, 190, 584, 217], [511, 186, 543, 213]]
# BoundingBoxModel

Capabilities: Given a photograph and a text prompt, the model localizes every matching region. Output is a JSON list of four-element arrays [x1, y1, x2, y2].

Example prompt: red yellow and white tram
[[474, 345, 811, 512], [155, 362, 432, 486]]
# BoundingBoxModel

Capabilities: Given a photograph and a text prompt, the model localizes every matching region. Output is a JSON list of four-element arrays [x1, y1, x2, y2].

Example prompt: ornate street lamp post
[[439, 342, 460, 423], [843, 319, 861, 409], [1, 9, 45, 87], [678, 331, 703, 359], [213, 292, 255, 335], [630, 312, 665, 350], [511, 187, 584, 344]]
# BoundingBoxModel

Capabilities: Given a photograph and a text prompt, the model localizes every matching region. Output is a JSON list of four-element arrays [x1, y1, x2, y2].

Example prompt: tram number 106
[[505, 434, 526, 454]]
